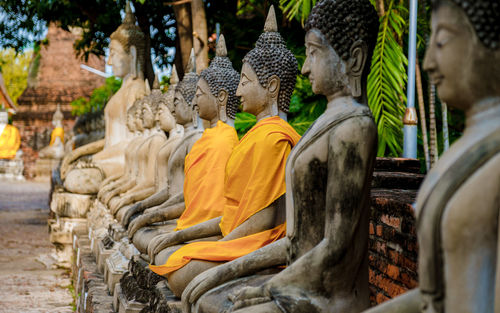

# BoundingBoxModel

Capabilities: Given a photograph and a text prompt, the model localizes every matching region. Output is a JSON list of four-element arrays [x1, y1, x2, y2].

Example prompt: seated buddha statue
[[0, 110, 20, 160], [179, 1, 379, 312], [38, 103, 65, 160], [126, 35, 240, 254], [119, 51, 203, 232], [97, 99, 145, 203], [366, 1, 500, 312], [145, 7, 301, 299], [61, 2, 147, 194], [106, 77, 172, 216]]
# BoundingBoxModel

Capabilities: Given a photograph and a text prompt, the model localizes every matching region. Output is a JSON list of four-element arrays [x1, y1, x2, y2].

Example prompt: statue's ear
[[217, 89, 228, 106], [130, 45, 138, 78], [347, 40, 367, 97], [267, 75, 280, 99]]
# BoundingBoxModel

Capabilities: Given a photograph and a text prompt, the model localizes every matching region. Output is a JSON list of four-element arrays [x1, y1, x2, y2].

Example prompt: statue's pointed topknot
[[153, 74, 160, 90], [216, 34, 227, 57], [170, 65, 179, 85], [185, 48, 196, 73], [264, 5, 278, 32], [123, 1, 135, 25]]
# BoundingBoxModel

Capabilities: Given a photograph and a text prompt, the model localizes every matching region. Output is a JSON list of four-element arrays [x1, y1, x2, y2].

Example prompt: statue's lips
[[430, 75, 444, 86]]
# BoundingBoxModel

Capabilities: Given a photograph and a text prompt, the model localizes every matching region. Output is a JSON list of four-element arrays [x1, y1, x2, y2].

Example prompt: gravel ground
[[0, 181, 74, 313]]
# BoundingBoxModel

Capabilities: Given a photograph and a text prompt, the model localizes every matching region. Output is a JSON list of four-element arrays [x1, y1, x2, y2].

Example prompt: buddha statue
[[61, 2, 147, 194], [105, 77, 171, 217], [38, 103, 65, 160], [0, 110, 20, 160], [146, 6, 301, 299], [121, 51, 203, 234], [126, 35, 240, 255], [365, 1, 500, 312], [97, 99, 145, 203], [177, 1, 379, 312]]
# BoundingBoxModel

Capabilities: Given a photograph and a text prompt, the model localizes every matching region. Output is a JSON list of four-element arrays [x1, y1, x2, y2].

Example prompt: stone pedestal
[[0, 158, 24, 181], [104, 240, 139, 294], [49, 217, 87, 268], [51, 192, 93, 218], [114, 284, 146, 313]]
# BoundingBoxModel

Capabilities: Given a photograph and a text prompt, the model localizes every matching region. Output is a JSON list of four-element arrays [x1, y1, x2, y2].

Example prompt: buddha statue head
[[424, 0, 500, 112], [52, 103, 63, 128], [133, 98, 145, 132], [174, 50, 200, 127], [127, 99, 139, 133], [237, 6, 298, 121], [142, 75, 164, 130], [303, 0, 378, 102], [197, 34, 240, 125], [156, 66, 178, 133], [108, 1, 146, 79]]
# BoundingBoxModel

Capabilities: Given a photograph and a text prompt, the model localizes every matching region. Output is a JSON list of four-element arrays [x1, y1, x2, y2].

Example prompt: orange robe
[[49, 127, 65, 146], [150, 116, 300, 275], [175, 121, 238, 230], [0, 124, 21, 159]]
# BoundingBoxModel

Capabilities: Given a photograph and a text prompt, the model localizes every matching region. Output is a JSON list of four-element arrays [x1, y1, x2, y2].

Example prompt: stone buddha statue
[[38, 103, 65, 160], [178, 1, 379, 312], [126, 35, 240, 255], [366, 1, 500, 312], [61, 2, 147, 194], [106, 77, 170, 217], [145, 7, 301, 299], [97, 99, 145, 203], [0, 110, 20, 160]]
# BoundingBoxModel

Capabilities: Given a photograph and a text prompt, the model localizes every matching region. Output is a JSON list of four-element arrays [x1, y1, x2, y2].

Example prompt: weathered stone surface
[[50, 191, 94, 218]]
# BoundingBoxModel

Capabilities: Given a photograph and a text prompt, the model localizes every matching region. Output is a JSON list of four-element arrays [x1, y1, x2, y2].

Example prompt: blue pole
[[403, 0, 418, 158]]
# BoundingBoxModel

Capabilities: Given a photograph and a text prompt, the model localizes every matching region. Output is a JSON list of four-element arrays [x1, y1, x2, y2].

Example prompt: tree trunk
[[134, 2, 155, 87], [376, 0, 385, 17], [429, 84, 439, 167], [415, 58, 430, 171], [173, 3, 193, 79], [191, 0, 208, 73]]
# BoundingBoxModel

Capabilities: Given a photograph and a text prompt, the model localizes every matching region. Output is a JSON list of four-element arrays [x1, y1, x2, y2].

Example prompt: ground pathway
[[0, 180, 74, 313]]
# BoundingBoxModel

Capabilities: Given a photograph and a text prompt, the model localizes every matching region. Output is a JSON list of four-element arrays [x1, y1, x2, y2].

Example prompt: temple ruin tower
[[15, 23, 105, 177]]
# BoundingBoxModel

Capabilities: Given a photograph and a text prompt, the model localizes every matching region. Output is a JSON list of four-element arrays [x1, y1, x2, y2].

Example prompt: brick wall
[[368, 158, 422, 305]]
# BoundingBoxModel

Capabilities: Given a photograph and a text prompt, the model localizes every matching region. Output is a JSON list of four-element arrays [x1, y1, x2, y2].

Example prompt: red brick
[[376, 225, 383, 236], [369, 223, 375, 235], [375, 292, 390, 304], [381, 214, 402, 231]]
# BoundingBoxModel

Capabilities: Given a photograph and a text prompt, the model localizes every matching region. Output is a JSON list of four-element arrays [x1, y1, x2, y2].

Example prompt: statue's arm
[[181, 238, 288, 308], [221, 204, 278, 241], [128, 202, 187, 238], [60, 139, 105, 178], [159, 191, 184, 208]]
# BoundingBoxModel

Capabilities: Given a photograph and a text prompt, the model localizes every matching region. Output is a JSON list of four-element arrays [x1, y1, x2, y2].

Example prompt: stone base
[[49, 217, 87, 268], [104, 240, 139, 295], [34, 157, 61, 178], [97, 238, 118, 274], [0, 158, 24, 181], [50, 191, 94, 218], [87, 200, 114, 236], [114, 284, 146, 313]]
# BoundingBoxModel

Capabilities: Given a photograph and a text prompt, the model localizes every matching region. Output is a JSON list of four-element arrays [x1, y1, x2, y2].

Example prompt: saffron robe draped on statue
[[150, 116, 301, 275], [49, 127, 65, 146], [0, 124, 20, 159], [175, 121, 238, 230]]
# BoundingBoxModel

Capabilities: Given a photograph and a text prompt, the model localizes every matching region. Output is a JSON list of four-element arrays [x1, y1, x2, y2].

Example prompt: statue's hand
[[228, 286, 270, 312], [148, 232, 178, 262], [122, 202, 142, 228], [182, 266, 225, 313]]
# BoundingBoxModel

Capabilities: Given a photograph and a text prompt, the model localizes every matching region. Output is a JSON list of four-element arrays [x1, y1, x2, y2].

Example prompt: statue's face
[[424, 1, 500, 111], [134, 103, 144, 131], [237, 63, 268, 116], [108, 40, 132, 78], [303, 29, 349, 99], [156, 102, 176, 132], [173, 92, 192, 125], [127, 110, 136, 132], [142, 100, 155, 129], [196, 78, 218, 121]]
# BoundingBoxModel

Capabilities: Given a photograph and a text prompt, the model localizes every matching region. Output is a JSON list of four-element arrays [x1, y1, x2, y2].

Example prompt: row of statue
[[53, 0, 500, 312]]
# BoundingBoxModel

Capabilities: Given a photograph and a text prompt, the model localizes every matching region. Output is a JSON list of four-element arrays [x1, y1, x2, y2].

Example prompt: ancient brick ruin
[[14, 24, 105, 178]]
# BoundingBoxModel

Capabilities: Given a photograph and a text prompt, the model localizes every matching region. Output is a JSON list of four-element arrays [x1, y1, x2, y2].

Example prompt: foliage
[[367, 0, 408, 156], [279, 0, 317, 25], [0, 48, 32, 104], [70, 76, 121, 116]]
